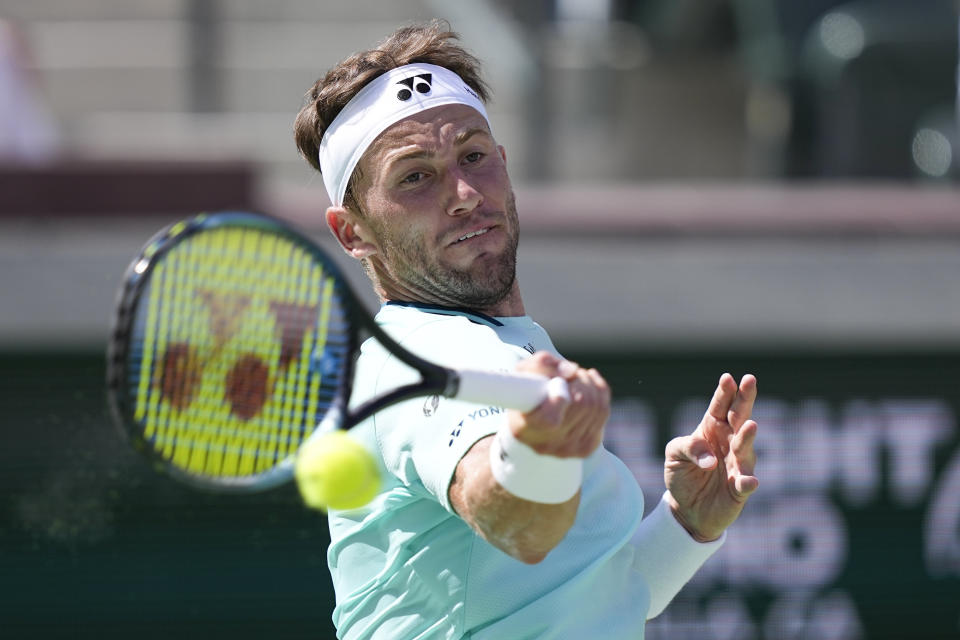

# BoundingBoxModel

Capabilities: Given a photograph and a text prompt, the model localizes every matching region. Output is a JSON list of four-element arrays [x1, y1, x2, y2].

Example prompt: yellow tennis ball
[[295, 431, 381, 511]]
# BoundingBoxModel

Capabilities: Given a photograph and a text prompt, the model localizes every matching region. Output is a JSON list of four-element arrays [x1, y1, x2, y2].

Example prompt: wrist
[[488, 425, 582, 504], [665, 491, 722, 543]]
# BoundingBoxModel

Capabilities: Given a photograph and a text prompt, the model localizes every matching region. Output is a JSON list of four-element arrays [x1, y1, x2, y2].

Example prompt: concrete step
[[1, 0, 183, 21], [68, 110, 316, 188], [215, 0, 433, 22], [40, 68, 187, 113], [25, 18, 460, 115], [26, 19, 187, 69], [217, 19, 426, 72], [8, 3, 542, 187]]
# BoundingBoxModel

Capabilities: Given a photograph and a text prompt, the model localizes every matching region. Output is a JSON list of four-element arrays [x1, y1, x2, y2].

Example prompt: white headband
[[318, 63, 491, 207]]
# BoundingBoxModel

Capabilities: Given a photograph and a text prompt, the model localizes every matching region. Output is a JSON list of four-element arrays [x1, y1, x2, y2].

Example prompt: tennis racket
[[106, 210, 565, 493]]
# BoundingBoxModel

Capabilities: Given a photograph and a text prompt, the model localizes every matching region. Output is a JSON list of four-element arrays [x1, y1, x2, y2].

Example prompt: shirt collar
[[384, 300, 504, 327]]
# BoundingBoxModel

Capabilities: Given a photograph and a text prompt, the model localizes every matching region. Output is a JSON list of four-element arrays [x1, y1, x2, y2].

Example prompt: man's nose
[[446, 172, 483, 216]]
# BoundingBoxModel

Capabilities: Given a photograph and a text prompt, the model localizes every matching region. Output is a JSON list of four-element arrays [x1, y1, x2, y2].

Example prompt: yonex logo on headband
[[318, 63, 491, 207], [396, 73, 432, 101]]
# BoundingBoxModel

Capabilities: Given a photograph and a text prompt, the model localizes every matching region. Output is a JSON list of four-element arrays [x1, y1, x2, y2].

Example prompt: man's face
[[351, 104, 520, 310]]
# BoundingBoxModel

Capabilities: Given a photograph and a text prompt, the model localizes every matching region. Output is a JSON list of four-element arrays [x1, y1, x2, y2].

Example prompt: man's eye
[[401, 171, 425, 185], [464, 152, 483, 164]]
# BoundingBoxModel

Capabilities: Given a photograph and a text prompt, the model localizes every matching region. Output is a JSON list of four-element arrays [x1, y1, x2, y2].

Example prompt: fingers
[[665, 434, 717, 470], [730, 419, 759, 498], [569, 367, 610, 407], [562, 366, 610, 454], [511, 352, 610, 458], [514, 352, 577, 424], [515, 352, 608, 417], [727, 374, 758, 431], [666, 423, 759, 501], [704, 373, 738, 424], [733, 475, 759, 496], [669, 420, 758, 475], [731, 419, 758, 474], [515, 350, 577, 379], [704, 373, 758, 434]]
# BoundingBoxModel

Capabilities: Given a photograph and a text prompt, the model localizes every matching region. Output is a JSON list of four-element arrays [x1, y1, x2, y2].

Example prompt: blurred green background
[[4, 350, 960, 638]]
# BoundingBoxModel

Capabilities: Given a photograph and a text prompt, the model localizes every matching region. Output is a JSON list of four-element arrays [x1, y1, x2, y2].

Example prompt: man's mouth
[[454, 227, 492, 244]]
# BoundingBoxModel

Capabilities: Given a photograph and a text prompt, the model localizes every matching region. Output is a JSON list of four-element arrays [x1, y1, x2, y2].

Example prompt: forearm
[[449, 435, 579, 564]]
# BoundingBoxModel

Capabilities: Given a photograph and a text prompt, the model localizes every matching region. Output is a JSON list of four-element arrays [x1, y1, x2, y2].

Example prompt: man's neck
[[377, 282, 526, 318], [477, 283, 525, 317]]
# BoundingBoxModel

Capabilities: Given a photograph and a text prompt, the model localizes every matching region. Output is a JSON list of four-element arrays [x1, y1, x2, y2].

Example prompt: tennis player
[[294, 21, 759, 639]]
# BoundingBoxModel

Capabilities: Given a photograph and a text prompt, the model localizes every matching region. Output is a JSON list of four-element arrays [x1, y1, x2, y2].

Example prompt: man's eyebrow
[[454, 127, 491, 146], [385, 148, 431, 167], [384, 127, 492, 168]]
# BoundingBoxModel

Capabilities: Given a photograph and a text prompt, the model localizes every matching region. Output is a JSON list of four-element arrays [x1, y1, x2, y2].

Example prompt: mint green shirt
[[327, 303, 723, 639]]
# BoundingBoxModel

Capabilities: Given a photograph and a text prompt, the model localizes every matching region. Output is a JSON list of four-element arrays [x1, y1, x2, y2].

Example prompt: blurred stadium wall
[[1, 1, 959, 639]]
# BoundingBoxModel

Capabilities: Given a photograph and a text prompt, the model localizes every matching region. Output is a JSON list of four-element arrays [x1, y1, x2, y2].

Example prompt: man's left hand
[[664, 373, 759, 542]]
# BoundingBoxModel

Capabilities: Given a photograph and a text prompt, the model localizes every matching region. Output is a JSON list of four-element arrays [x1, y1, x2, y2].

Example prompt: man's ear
[[325, 206, 378, 260]]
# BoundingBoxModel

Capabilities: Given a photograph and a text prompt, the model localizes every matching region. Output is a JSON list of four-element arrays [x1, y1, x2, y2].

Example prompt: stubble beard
[[375, 193, 520, 309]]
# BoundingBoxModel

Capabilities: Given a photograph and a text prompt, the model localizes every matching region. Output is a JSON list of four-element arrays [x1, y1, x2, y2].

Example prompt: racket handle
[[454, 369, 569, 412]]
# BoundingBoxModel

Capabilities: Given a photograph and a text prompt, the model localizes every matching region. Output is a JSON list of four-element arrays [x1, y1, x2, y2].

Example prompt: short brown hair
[[293, 20, 491, 211]]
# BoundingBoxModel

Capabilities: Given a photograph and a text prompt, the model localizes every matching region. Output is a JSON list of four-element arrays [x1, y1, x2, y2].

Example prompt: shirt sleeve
[[631, 491, 726, 619], [364, 316, 530, 512]]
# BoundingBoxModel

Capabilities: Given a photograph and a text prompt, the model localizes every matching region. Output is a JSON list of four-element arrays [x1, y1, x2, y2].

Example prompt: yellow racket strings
[[131, 226, 341, 481]]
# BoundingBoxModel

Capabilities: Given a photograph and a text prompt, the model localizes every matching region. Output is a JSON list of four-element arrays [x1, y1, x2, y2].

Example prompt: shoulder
[[375, 304, 520, 370]]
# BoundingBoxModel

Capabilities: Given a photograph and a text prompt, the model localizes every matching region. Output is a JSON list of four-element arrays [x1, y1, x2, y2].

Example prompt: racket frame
[[107, 211, 460, 492]]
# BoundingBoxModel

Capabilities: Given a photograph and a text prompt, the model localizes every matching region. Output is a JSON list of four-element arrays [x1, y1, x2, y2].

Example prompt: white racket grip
[[454, 369, 569, 412]]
